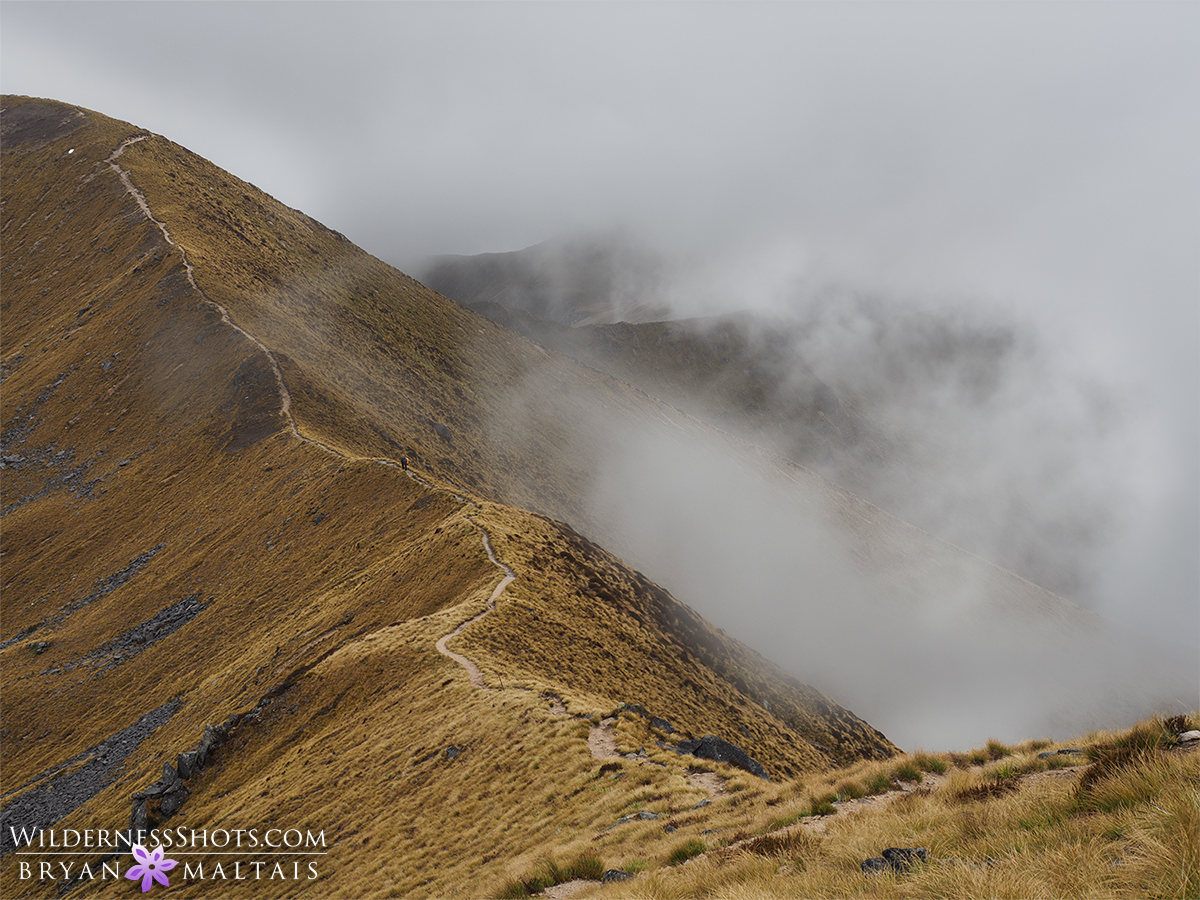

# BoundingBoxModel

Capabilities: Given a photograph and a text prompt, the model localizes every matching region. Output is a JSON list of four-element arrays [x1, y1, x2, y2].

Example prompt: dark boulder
[[882, 847, 927, 871], [863, 847, 927, 875], [195, 723, 222, 766], [129, 799, 147, 835], [158, 785, 188, 817], [1037, 747, 1084, 759], [602, 870, 635, 884], [140, 763, 181, 799], [676, 734, 769, 780], [176, 750, 199, 780]]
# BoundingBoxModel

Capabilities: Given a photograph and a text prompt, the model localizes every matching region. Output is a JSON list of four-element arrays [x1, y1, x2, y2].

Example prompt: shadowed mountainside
[[422, 233, 672, 327]]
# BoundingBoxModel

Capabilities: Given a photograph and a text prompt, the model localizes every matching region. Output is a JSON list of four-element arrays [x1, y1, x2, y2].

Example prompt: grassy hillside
[[1, 96, 898, 899], [564, 714, 1199, 900]]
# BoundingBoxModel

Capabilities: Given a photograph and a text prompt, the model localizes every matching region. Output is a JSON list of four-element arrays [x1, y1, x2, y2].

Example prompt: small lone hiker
[[400, 455, 409, 471]]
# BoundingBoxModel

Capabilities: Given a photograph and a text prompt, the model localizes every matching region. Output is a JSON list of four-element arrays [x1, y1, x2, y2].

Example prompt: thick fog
[[584, 418, 1195, 750], [4, 2, 1196, 745]]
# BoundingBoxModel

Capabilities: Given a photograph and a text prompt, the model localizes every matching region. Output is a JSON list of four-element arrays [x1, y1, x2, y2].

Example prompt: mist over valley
[[421, 234, 1196, 749]]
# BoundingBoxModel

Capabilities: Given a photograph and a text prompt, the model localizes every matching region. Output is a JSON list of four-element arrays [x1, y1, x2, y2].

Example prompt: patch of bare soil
[[587, 717, 620, 759], [539, 878, 594, 900], [686, 769, 729, 797]]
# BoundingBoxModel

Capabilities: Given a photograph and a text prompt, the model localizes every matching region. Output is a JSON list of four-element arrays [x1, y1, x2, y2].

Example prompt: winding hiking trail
[[433, 525, 516, 689], [105, 134, 515, 690], [106, 139, 303, 437]]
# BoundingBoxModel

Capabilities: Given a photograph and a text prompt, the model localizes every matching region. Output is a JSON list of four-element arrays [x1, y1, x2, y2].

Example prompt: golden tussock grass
[[589, 715, 1198, 900]]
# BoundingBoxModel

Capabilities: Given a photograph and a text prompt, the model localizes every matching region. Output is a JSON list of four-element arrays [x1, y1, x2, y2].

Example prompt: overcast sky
[[3, 2, 1197, 653]]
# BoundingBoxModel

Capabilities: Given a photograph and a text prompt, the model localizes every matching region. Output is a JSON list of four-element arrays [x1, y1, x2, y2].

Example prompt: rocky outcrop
[[673, 735, 769, 781], [861, 847, 927, 875], [127, 717, 236, 839], [1036, 747, 1085, 759], [601, 869, 635, 884]]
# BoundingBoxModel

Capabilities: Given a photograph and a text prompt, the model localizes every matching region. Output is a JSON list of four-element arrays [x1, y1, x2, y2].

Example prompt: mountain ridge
[[2, 95, 902, 898]]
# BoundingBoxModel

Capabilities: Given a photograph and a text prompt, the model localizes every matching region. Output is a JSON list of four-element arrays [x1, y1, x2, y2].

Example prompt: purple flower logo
[[126, 844, 178, 893]]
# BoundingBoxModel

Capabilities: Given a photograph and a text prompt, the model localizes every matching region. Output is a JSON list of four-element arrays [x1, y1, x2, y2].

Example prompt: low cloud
[[583, 415, 1195, 750]]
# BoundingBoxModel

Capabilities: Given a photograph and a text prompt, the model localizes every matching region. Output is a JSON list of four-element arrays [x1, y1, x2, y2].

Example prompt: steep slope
[[0, 97, 895, 899]]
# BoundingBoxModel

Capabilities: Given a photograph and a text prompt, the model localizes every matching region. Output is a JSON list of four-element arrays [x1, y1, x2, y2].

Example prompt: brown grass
[[594, 718, 1198, 899]]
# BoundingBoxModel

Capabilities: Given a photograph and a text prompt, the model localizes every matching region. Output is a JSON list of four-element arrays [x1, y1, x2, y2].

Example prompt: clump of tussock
[[1075, 746, 1166, 812], [1163, 713, 1197, 737], [665, 838, 706, 866], [832, 777, 867, 801], [1087, 715, 1173, 759], [738, 828, 820, 859], [496, 852, 605, 898], [889, 758, 924, 783], [947, 767, 1022, 804], [913, 749, 950, 775], [985, 738, 1014, 760], [865, 771, 892, 794]]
